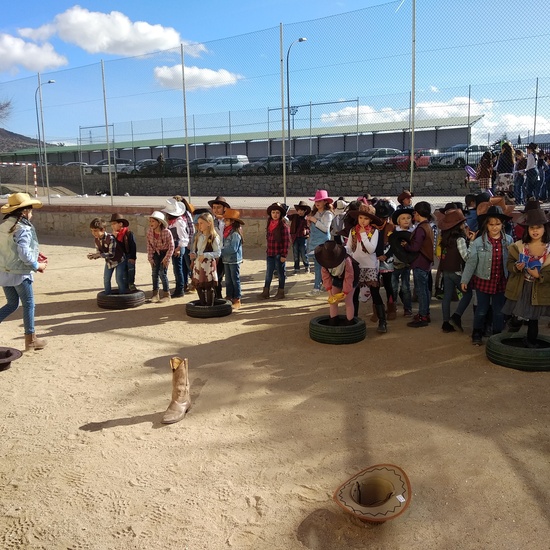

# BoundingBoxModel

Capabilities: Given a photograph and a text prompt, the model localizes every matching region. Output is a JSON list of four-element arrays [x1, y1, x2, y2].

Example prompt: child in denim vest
[[221, 209, 244, 309]]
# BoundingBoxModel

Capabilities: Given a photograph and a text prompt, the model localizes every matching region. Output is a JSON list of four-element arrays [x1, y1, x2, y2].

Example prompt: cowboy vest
[[439, 242, 464, 273], [417, 221, 434, 262]]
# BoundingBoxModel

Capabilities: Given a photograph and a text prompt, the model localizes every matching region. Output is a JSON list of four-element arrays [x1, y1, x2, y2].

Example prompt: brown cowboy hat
[[347, 206, 383, 227], [333, 464, 412, 523], [266, 202, 286, 216], [1, 192, 43, 214], [223, 208, 245, 225], [207, 196, 231, 208], [516, 205, 549, 227], [477, 200, 514, 220], [437, 209, 466, 231], [109, 213, 130, 227], [314, 241, 347, 269], [397, 190, 413, 204], [293, 200, 312, 215]]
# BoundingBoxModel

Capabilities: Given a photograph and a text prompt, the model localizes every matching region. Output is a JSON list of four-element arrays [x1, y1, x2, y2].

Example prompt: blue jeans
[[171, 252, 185, 292], [473, 290, 506, 333], [182, 248, 191, 288], [413, 267, 430, 317], [311, 256, 322, 289], [292, 237, 309, 271], [126, 260, 136, 288], [391, 266, 412, 311], [265, 255, 286, 289], [225, 262, 241, 300], [0, 279, 35, 334], [151, 252, 170, 292], [525, 168, 538, 199], [513, 173, 525, 205], [442, 271, 472, 322], [104, 261, 127, 294]]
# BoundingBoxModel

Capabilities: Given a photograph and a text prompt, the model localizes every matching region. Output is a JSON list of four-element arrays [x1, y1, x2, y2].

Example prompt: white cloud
[[0, 33, 67, 73], [154, 64, 243, 91], [19, 5, 206, 57]]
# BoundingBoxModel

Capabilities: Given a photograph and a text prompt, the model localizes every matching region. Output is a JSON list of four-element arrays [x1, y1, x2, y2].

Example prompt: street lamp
[[286, 37, 307, 170], [34, 76, 55, 203]]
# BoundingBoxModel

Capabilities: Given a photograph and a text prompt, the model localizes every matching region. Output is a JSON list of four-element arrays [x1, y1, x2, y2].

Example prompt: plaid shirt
[[95, 232, 120, 269], [266, 220, 290, 257], [472, 236, 506, 294], [146, 227, 175, 262]]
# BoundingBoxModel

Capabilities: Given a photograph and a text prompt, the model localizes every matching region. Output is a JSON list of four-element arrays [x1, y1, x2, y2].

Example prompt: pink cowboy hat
[[309, 189, 333, 203]]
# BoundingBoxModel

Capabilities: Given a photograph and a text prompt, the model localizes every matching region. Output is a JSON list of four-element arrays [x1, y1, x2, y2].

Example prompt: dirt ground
[[1, 236, 550, 550]]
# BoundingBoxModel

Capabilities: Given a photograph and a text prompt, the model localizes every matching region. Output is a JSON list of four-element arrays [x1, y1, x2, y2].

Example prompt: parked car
[[139, 157, 186, 176], [172, 158, 213, 175], [84, 158, 133, 175], [292, 154, 324, 172], [242, 155, 296, 174], [197, 155, 249, 175], [429, 144, 490, 169], [62, 161, 88, 166], [118, 158, 157, 175], [311, 151, 359, 172], [382, 149, 437, 170], [343, 148, 402, 171]]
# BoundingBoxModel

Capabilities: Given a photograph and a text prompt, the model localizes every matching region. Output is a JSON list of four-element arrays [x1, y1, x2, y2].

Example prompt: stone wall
[[1, 165, 468, 198]]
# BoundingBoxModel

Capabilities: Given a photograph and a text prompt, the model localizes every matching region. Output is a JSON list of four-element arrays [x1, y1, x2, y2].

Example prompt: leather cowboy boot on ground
[[375, 304, 387, 333], [231, 299, 241, 309], [24, 333, 47, 352], [150, 290, 160, 303], [161, 357, 191, 424], [259, 287, 270, 299], [274, 288, 285, 299], [386, 301, 397, 320], [160, 290, 171, 303]]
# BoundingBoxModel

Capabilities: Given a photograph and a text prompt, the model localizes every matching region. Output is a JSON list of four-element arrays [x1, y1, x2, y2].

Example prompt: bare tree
[[0, 99, 12, 123]]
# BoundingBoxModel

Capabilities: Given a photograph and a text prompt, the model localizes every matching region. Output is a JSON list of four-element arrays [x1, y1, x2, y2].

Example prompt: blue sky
[[0, 0, 549, 147]]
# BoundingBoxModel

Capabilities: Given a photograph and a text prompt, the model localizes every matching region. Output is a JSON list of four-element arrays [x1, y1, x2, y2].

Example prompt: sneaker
[[306, 289, 321, 297], [407, 315, 429, 328], [412, 313, 431, 323], [471, 330, 483, 346], [305, 266, 311, 273], [441, 321, 456, 333], [450, 313, 463, 332]]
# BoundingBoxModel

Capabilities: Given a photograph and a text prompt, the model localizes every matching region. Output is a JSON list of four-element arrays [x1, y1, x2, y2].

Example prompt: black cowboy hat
[[0, 347, 22, 372], [391, 207, 415, 225], [372, 198, 395, 220], [314, 241, 347, 269], [388, 230, 418, 265]]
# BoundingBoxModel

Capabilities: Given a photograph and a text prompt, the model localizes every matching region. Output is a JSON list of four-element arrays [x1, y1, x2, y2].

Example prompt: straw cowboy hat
[[162, 198, 186, 217], [347, 205, 383, 227], [1, 193, 43, 214], [333, 463, 412, 523], [223, 208, 245, 225], [207, 196, 231, 209], [109, 213, 129, 227], [437, 208, 466, 231], [0, 346, 22, 372], [334, 197, 349, 212], [314, 241, 347, 269], [309, 189, 334, 204], [266, 202, 287, 216], [149, 210, 168, 227], [293, 200, 312, 215]]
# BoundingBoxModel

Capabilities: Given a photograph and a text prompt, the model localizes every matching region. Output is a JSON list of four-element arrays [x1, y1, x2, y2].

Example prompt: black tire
[[97, 290, 145, 310], [186, 299, 233, 319], [454, 158, 466, 168], [486, 333, 550, 371], [309, 315, 366, 345], [206, 168, 215, 175], [257, 166, 267, 174]]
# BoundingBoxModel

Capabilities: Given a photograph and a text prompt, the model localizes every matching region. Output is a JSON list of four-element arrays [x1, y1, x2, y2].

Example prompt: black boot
[[206, 289, 215, 306], [197, 288, 207, 306], [375, 303, 387, 333], [472, 329, 483, 346]]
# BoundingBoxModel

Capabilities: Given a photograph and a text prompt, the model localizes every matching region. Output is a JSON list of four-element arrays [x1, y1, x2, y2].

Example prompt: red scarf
[[116, 226, 128, 242], [223, 225, 233, 239]]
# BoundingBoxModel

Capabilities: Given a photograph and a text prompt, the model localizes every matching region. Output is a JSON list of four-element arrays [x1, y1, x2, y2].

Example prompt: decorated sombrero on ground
[[0, 347, 23, 372], [333, 463, 412, 523]]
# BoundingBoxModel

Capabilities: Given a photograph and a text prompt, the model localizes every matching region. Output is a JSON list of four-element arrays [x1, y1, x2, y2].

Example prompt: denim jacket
[[221, 230, 243, 264], [461, 232, 512, 285], [0, 217, 39, 274]]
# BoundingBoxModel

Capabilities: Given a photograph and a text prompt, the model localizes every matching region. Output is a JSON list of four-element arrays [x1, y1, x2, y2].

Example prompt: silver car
[[197, 155, 249, 175]]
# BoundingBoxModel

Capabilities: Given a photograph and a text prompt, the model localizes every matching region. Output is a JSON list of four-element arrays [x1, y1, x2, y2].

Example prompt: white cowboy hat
[[333, 464, 412, 523], [149, 210, 168, 228], [1, 193, 43, 214], [162, 198, 186, 217]]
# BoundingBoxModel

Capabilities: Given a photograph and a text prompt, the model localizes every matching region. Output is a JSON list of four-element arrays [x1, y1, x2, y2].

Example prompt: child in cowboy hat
[[190, 212, 221, 306], [345, 205, 388, 333], [288, 200, 311, 275], [461, 205, 513, 345], [0, 193, 48, 352], [259, 203, 290, 300], [173, 196, 196, 292], [162, 199, 189, 298], [221, 208, 244, 309], [109, 213, 137, 292], [208, 196, 231, 299], [437, 209, 473, 333], [88, 217, 128, 296], [396, 190, 413, 209], [146, 211, 174, 303], [306, 190, 334, 296], [315, 241, 359, 326], [502, 204, 550, 347]]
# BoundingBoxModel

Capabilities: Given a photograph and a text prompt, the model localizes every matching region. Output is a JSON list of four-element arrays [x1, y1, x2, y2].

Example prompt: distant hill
[[0, 128, 37, 152]]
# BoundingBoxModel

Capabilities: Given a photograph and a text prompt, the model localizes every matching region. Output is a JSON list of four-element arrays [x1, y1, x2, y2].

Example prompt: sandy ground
[[1, 236, 550, 550]]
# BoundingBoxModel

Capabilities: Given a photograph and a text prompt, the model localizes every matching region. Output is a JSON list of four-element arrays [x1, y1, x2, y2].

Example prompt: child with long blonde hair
[[190, 212, 221, 306]]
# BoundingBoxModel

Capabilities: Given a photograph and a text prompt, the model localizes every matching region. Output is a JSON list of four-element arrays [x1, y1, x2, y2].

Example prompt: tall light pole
[[286, 37, 307, 171], [35, 75, 55, 204]]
